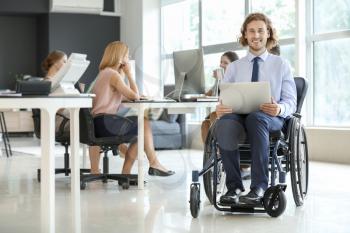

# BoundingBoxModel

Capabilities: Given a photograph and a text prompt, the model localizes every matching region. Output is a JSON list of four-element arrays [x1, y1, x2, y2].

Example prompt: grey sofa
[[151, 85, 186, 149]]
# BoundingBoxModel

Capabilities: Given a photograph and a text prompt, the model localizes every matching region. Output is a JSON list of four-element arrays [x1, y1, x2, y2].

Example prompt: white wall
[[120, 0, 143, 90], [142, 0, 161, 96], [121, 0, 161, 96], [306, 128, 350, 164]]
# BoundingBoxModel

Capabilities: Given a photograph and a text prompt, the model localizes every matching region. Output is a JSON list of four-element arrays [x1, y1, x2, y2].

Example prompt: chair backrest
[[79, 108, 97, 145], [32, 109, 41, 139], [294, 77, 308, 114]]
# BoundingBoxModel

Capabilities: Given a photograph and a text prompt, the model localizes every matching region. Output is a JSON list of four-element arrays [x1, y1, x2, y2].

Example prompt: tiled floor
[[1, 137, 350, 233]]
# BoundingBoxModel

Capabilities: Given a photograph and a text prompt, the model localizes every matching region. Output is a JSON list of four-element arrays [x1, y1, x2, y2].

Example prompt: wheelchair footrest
[[218, 201, 265, 213], [218, 201, 263, 208]]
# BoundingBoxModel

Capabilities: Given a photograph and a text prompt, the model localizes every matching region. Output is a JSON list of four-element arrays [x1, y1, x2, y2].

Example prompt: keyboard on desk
[[133, 97, 176, 103]]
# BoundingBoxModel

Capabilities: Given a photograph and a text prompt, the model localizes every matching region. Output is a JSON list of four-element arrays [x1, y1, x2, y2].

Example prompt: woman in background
[[41, 50, 70, 133], [201, 51, 239, 142], [42, 50, 67, 80]]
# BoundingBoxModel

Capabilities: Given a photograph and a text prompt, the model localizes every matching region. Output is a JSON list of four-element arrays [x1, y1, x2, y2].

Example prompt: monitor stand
[[50, 83, 80, 96], [174, 72, 186, 102]]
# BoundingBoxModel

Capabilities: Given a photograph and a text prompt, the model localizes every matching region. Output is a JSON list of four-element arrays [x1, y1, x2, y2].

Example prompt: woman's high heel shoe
[[148, 167, 175, 176]]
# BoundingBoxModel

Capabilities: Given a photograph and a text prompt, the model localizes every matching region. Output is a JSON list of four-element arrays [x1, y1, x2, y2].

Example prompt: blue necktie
[[251, 57, 260, 82]]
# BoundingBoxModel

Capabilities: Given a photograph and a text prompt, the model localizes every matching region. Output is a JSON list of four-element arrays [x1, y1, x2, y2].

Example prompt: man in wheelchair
[[214, 13, 297, 205]]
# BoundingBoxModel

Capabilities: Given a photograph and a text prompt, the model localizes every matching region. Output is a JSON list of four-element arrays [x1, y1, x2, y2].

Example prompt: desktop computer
[[172, 48, 207, 101]]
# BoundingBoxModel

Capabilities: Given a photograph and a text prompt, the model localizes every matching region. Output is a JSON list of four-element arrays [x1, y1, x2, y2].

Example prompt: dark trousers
[[213, 111, 284, 191]]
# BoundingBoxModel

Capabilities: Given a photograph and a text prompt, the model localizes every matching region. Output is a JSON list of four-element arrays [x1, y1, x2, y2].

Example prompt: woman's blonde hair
[[238, 13, 278, 50], [99, 41, 129, 70]]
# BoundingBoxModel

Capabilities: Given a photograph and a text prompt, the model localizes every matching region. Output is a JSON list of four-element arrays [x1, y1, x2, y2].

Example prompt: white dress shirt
[[223, 50, 297, 118]]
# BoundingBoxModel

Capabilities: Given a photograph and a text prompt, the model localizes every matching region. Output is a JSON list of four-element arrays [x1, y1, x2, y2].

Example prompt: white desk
[[123, 101, 218, 189], [0, 96, 92, 233]]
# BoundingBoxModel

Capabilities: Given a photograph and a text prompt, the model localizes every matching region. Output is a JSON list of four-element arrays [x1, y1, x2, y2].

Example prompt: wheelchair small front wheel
[[263, 187, 287, 217], [190, 184, 201, 218]]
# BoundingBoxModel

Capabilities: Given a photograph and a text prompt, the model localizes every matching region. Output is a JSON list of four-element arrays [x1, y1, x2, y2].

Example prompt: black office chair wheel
[[190, 183, 201, 218], [263, 186, 287, 217], [121, 182, 130, 190], [80, 181, 87, 190]]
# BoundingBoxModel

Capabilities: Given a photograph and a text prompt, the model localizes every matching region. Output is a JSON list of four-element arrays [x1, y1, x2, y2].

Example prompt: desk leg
[[137, 104, 145, 189], [40, 109, 56, 233], [70, 108, 81, 233], [82, 144, 87, 168]]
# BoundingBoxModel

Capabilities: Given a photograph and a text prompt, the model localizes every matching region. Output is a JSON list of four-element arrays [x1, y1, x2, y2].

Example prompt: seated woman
[[89, 41, 175, 176], [41, 50, 70, 132], [201, 51, 239, 143]]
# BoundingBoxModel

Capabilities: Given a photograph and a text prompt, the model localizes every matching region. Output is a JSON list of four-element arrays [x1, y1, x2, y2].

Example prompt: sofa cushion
[[151, 120, 180, 135], [159, 110, 178, 123]]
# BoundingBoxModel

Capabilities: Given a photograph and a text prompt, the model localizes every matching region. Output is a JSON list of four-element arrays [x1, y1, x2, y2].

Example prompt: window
[[251, 0, 295, 39], [311, 0, 350, 126], [313, 38, 350, 126], [314, 0, 350, 34], [203, 53, 220, 91], [280, 44, 295, 74], [202, 0, 245, 46], [161, 58, 175, 85], [161, 0, 199, 54]]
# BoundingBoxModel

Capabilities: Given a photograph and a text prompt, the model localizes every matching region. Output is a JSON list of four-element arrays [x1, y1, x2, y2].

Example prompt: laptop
[[219, 81, 271, 114]]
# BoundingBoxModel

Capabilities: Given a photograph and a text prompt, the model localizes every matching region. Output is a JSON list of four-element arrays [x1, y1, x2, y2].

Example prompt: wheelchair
[[189, 77, 309, 218]]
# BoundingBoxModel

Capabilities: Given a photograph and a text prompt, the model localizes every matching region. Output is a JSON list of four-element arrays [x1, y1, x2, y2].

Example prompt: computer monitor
[[50, 53, 90, 96], [173, 48, 205, 101]]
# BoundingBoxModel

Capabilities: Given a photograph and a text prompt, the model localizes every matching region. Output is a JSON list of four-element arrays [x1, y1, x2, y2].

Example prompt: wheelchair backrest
[[294, 77, 308, 114]]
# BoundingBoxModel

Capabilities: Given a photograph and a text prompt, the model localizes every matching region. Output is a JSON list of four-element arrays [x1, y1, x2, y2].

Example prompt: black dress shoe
[[219, 189, 242, 204], [239, 188, 264, 204], [148, 167, 175, 176]]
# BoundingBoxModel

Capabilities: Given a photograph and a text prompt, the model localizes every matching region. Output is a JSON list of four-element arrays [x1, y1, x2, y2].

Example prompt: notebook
[[219, 81, 271, 114]]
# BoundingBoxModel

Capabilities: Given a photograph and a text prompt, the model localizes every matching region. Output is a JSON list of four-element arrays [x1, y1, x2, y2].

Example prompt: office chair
[[32, 109, 91, 182], [79, 108, 138, 190]]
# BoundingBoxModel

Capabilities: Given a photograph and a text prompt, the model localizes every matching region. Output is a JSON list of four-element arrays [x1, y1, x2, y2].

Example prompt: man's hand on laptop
[[216, 100, 233, 118], [260, 98, 281, 117]]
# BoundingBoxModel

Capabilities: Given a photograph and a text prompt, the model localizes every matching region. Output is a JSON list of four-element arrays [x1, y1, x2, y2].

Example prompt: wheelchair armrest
[[292, 113, 302, 119], [285, 115, 301, 142]]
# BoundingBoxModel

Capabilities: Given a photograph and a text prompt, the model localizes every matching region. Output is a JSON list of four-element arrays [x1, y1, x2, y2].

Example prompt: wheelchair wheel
[[263, 186, 287, 217], [190, 184, 200, 218], [203, 130, 226, 205], [290, 121, 309, 206]]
